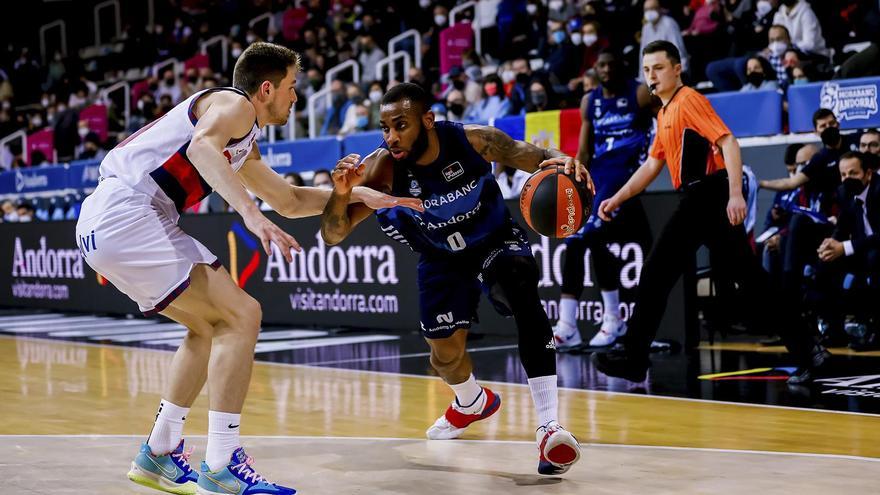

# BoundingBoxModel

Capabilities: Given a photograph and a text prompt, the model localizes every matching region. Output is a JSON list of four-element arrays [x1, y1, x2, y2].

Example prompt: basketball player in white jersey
[[75, 42, 422, 495]]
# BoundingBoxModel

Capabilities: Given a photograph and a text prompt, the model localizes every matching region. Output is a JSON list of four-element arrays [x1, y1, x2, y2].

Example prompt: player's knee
[[225, 295, 262, 334], [430, 342, 465, 372], [496, 256, 540, 294]]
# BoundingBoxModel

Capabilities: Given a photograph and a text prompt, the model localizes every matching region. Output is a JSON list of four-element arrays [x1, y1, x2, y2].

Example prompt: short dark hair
[[642, 40, 681, 65], [840, 151, 867, 171], [812, 108, 836, 128], [784, 143, 804, 166], [381, 82, 432, 114], [313, 169, 331, 178], [233, 42, 301, 96], [862, 128, 880, 138]]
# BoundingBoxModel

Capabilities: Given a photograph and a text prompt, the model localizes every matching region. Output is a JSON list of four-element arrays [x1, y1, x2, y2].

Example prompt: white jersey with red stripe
[[100, 87, 260, 214]]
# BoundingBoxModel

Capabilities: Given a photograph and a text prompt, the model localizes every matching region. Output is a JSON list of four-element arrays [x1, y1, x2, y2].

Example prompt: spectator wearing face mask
[[464, 74, 511, 123], [526, 79, 553, 113], [357, 35, 386, 83], [707, 24, 792, 92], [339, 102, 372, 135], [576, 21, 610, 78], [155, 69, 182, 105], [507, 58, 533, 115], [740, 56, 779, 92], [543, 21, 579, 91], [445, 89, 467, 122], [772, 0, 828, 58], [639, 0, 690, 78]]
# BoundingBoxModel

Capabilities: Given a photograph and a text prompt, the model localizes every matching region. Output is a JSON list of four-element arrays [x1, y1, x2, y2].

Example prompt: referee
[[591, 41, 829, 384]]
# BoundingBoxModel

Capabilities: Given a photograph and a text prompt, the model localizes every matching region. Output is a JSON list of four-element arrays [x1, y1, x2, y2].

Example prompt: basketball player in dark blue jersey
[[320, 83, 594, 475], [553, 50, 655, 349]]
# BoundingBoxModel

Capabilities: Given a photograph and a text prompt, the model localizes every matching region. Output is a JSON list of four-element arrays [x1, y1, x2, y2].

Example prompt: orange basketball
[[519, 166, 593, 238]]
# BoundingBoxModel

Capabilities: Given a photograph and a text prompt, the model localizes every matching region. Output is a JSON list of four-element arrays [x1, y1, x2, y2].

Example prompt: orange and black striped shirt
[[649, 86, 731, 190]]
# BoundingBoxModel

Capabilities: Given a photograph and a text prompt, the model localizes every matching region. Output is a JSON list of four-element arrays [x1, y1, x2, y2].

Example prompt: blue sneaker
[[128, 440, 199, 494], [197, 447, 296, 495]]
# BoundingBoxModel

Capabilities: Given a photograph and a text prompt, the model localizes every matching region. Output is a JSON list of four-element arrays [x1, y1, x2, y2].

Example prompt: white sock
[[206, 411, 242, 472], [449, 374, 485, 413], [147, 399, 189, 456], [601, 290, 620, 318], [558, 298, 578, 328], [528, 375, 559, 427]]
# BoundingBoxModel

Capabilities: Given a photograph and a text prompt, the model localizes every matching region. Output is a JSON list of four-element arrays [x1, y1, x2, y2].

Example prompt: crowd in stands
[[3, 0, 880, 171]]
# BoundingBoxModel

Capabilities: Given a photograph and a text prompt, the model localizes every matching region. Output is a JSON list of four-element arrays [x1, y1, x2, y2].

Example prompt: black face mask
[[452, 80, 465, 91], [843, 177, 867, 197], [746, 72, 764, 87], [516, 73, 530, 86], [820, 126, 841, 148], [448, 102, 464, 116], [531, 92, 547, 107]]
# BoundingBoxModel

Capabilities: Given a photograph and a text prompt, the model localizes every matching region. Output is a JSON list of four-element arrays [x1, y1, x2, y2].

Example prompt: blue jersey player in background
[[553, 50, 655, 350], [320, 83, 593, 475]]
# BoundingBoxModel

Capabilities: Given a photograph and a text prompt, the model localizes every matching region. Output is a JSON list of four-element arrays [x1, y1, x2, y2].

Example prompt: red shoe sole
[[546, 444, 578, 465]]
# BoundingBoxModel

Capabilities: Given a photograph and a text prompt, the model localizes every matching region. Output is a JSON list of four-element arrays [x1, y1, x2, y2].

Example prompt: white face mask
[[41, 98, 49, 107], [369, 90, 382, 102], [756, 0, 773, 17], [644, 10, 660, 23], [246, 34, 256, 44], [548, 0, 563, 10], [31, 117, 43, 127], [501, 70, 515, 83], [768, 41, 787, 56], [570, 33, 583, 46], [526, 4, 537, 15], [583, 33, 598, 47], [435, 14, 447, 26], [232, 48, 242, 58], [78, 127, 89, 138]]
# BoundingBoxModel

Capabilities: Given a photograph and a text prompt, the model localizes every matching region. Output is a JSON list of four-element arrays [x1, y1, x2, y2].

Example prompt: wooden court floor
[[2, 335, 879, 494]]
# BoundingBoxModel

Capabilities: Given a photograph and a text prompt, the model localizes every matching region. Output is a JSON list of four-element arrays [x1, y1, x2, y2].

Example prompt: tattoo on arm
[[320, 191, 353, 245], [473, 126, 552, 173]]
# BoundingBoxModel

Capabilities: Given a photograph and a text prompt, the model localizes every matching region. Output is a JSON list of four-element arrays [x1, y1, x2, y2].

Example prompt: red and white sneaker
[[425, 387, 502, 440], [536, 421, 581, 475]]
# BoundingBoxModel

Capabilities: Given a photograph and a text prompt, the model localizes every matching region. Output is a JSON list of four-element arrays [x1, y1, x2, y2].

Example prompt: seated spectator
[[640, 0, 690, 78], [814, 152, 880, 348], [543, 20, 579, 92], [859, 129, 880, 162], [339, 102, 372, 135], [31, 150, 50, 167], [464, 74, 511, 123], [772, 0, 828, 58], [16, 202, 35, 222], [445, 90, 467, 122], [526, 78, 554, 113], [682, 0, 726, 81], [507, 58, 533, 115], [320, 79, 351, 136], [577, 20, 610, 76], [740, 56, 779, 92], [357, 34, 386, 83], [2, 200, 18, 222], [707, 24, 792, 92], [312, 169, 333, 189], [77, 132, 105, 161]]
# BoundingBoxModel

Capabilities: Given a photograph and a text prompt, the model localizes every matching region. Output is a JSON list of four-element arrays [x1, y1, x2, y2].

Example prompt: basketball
[[519, 166, 593, 238]]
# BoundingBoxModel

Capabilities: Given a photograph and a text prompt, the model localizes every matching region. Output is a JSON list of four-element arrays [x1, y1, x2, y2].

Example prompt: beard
[[408, 122, 429, 162]]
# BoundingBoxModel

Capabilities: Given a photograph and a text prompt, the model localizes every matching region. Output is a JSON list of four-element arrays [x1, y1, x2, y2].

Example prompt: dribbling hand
[[538, 156, 596, 195], [331, 153, 364, 194]]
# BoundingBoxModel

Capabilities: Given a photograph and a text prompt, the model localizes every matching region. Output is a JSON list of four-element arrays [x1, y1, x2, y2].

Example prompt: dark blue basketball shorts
[[566, 159, 635, 241], [417, 224, 533, 338]]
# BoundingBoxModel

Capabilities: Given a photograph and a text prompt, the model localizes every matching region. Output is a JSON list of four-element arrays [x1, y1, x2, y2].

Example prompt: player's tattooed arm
[[466, 125, 593, 189], [465, 124, 561, 173]]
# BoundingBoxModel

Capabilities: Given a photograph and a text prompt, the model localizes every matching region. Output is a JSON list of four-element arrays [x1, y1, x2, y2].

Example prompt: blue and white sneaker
[[128, 440, 199, 494], [197, 447, 296, 495]]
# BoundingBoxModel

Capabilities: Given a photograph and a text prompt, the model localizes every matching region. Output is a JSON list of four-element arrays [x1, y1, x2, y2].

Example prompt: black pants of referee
[[622, 170, 819, 365]]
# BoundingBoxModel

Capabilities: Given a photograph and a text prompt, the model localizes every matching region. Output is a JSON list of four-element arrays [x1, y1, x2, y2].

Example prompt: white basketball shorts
[[75, 177, 219, 315]]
